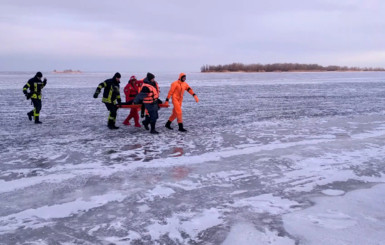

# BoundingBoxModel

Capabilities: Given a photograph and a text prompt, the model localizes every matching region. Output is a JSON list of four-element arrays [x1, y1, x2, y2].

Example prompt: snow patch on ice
[[146, 208, 222, 242], [145, 185, 176, 201], [277, 145, 385, 193], [307, 210, 357, 229], [229, 194, 300, 215], [283, 184, 385, 244], [0, 191, 126, 234], [167, 179, 202, 191], [222, 223, 295, 245], [321, 189, 345, 196], [103, 231, 141, 245], [0, 173, 77, 194]]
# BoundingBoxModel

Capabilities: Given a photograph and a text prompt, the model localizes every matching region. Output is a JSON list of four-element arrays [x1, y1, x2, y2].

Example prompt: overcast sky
[[1, 0, 384, 72]]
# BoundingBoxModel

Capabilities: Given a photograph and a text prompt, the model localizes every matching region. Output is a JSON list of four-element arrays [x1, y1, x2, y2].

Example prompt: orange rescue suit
[[165, 73, 199, 123]]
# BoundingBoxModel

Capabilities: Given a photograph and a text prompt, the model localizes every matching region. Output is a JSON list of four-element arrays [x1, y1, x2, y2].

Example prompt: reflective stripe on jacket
[[23, 77, 46, 100], [95, 78, 121, 104]]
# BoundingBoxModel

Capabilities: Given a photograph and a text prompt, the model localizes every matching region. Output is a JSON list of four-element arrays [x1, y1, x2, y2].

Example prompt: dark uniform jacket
[[23, 76, 47, 100], [95, 78, 121, 104]]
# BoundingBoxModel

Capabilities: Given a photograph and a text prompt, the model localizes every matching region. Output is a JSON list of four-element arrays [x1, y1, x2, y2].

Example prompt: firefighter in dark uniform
[[23, 71, 47, 124], [134, 72, 162, 134], [93, 72, 122, 130]]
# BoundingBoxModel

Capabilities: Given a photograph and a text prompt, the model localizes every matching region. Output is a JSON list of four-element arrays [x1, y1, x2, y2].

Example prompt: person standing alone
[[93, 72, 122, 130], [23, 72, 47, 124]]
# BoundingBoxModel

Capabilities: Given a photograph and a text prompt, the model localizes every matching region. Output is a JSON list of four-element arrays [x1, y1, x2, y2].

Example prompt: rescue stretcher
[[117, 103, 169, 109]]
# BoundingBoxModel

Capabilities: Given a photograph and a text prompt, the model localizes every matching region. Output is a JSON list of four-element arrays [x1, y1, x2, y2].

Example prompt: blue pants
[[143, 103, 159, 123]]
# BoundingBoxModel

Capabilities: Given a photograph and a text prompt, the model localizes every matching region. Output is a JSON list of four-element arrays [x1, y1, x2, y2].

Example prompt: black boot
[[150, 122, 159, 134], [108, 120, 119, 129], [165, 120, 173, 130], [34, 116, 42, 124], [27, 111, 33, 121], [142, 117, 150, 130], [178, 123, 187, 132]]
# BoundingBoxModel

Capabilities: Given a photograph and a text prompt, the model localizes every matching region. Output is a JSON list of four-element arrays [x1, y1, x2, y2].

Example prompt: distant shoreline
[[201, 63, 385, 73], [202, 70, 385, 73]]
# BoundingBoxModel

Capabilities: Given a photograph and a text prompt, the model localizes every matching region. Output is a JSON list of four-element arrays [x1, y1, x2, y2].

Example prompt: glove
[[194, 95, 199, 103], [26, 93, 31, 100], [43, 78, 47, 83], [93, 93, 98, 98], [157, 99, 163, 104], [117, 99, 122, 105], [127, 100, 133, 105]]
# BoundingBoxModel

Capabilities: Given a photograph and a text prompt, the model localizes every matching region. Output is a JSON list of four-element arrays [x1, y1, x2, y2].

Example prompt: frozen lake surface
[[1, 71, 385, 244]]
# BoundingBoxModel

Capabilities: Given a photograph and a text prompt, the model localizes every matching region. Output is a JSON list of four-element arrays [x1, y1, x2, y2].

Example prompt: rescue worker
[[164, 73, 199, 132], [23, 72, 47, 124], [123, 75, 143, 127], [133, 72, 162, 134], [93, 72, 122, 130]]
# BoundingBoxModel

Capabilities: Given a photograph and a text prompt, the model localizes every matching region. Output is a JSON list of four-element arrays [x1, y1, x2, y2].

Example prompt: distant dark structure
[[201, 63, 385, 72], [53, 69, 82, 74]]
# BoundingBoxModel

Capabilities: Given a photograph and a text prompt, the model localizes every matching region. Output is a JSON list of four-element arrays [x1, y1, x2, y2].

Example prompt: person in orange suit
[[164, 73, 199, 132], [123, 76, 143, 127]]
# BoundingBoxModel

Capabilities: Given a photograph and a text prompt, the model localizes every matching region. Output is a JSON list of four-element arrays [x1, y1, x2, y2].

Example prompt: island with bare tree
[[201, 63, 385, 73]]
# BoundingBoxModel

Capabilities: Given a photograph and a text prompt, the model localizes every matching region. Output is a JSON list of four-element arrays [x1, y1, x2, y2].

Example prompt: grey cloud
[[0, 0, 384, 71]]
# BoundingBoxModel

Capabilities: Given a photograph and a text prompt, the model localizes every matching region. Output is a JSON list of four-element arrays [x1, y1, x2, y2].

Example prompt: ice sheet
[[1, 72, 385, 244]]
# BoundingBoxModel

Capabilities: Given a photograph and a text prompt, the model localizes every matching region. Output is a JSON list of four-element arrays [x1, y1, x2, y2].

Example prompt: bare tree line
[[201, 63, 385, 72]]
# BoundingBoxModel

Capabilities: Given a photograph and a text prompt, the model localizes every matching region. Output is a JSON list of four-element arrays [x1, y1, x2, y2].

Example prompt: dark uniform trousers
[[104, 103, 118, 125], [30, 98, 42, 120]]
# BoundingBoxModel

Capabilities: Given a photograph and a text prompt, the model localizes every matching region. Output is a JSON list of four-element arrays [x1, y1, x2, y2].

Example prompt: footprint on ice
[[321, 189, 345, 196], [308, 210, 357, 229]]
